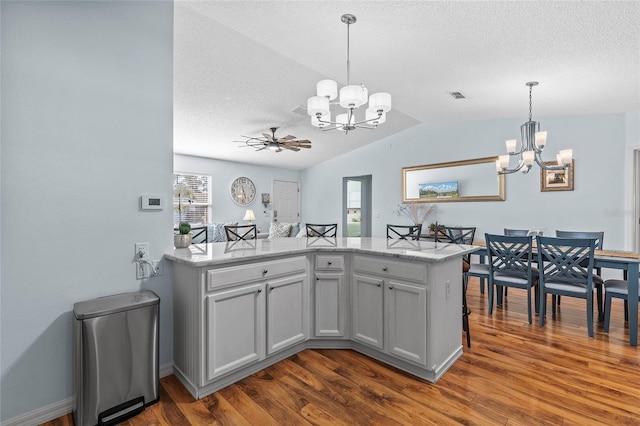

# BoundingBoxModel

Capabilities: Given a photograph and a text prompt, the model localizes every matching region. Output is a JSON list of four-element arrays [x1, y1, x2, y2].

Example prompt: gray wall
[[302, 113, 638, 250], [1, 1, 174, 422], [174, 154, 302, 233]]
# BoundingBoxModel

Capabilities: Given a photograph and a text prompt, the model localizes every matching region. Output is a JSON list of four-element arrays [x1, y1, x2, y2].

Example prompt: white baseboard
[[1, 361, 174, 426], [0, 397, 74, 426]]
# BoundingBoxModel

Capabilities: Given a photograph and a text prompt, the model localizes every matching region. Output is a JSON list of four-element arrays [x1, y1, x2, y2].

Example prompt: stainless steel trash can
[[73, 290, 160, 426]]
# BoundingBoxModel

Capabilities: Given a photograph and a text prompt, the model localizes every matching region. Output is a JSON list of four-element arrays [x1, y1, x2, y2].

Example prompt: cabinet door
[[314, 272, 346, 337], [205, 283, 265, 381], [352, 274, 384, 349], [267, 274, 308, 354], [387, 280, 428, 366]]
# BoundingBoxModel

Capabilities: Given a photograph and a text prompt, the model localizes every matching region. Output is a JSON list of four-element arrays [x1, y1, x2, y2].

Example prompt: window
[[174, 173, 211, 225]]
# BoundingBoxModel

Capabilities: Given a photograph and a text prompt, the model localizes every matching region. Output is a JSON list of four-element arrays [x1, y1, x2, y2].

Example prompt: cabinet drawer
[[207, 256, 307, 291], [353, 255, 426, 283], [315, 255, 344, 271]]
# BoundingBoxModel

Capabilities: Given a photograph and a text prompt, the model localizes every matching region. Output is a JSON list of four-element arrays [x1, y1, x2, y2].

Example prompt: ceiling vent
[[291, 105, 308, 115], [449, 91, 466, 99]]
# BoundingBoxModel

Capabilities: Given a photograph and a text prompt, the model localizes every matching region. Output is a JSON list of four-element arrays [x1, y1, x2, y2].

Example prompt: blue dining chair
[[555, 230, 605, 321], [603, 277, 639, 332], [537, 236, 597, 337], [485, 233, 539, 324]]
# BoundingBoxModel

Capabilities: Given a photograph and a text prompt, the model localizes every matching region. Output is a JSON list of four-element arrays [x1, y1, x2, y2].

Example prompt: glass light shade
[[359, 86, 369, 106], [506, 139, 517, 154], [523, 150, 535, 166], [559, 149, 573, 165], [339, 85, 365, 108], [366, 109, 386, 125], [243, 209, 256, 221], [336, 113, 355, 126], [496, 159, 503, 172], [268, 143, 280, 151], [317, 79, 338, 100], [535, 131, 547, 149], [556, 153, 562, 165], [311, 112, 331, 128], [368, 92, 392, 113], [307, 96, 329, 116], [499, 154, 510, 169]]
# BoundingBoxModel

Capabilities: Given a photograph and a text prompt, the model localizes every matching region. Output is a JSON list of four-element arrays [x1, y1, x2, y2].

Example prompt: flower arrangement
[[174, 183, 194, 234], [393, 203, 435, 225]]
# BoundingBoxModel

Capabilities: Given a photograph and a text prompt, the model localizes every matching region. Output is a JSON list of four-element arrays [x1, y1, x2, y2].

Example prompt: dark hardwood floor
[[42, 277, 640, 425]]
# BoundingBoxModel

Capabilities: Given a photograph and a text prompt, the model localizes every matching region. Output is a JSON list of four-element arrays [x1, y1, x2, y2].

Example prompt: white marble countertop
[[164, 237, 478, 268]]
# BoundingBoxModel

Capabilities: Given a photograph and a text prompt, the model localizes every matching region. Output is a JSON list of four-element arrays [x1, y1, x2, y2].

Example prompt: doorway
[[272, 180, 300, 224], [343, 175, 372, 237]]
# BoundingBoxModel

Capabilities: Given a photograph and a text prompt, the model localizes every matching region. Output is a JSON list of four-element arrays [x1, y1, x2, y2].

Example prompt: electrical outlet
[[135, 242, 149, 259], [136, 261, 149, 280], [151, 259, 163, 276], [445, 280, 451, 300]]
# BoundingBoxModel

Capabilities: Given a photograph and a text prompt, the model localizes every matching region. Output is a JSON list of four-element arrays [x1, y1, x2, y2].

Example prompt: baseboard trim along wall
[[1, 363, 175, 426]]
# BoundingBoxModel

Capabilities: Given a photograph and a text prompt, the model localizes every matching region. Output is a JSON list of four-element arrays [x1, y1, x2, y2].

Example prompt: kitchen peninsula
[[164, 237, 477, 400]]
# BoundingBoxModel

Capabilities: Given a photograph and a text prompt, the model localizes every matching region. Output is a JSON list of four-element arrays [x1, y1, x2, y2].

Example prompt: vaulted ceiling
[[174, 1, 640, 170]]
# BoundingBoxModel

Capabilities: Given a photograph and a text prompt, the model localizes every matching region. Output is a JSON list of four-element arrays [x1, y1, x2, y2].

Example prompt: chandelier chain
[[529, 84, 533, 121]]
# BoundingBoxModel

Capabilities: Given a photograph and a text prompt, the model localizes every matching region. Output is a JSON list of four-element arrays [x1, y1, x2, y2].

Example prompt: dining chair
[[504, 228, 529, 236], [555, 230, 605, 321], [435, 226, 477, 347], [224, 224, 257, 241], [190, 225, 209, 244], [386, 224, 422, 240], [603, 277, 639, 333], [485, 233, 539, 324], [537, 236, 598, 337], [306, 223, 337, 237]]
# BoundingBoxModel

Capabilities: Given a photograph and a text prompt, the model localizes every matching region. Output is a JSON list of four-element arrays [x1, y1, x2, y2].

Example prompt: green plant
[[178, 221, 191, 234]]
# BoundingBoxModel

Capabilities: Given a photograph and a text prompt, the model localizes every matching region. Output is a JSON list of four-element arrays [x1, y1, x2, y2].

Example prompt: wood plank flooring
[[42, 277, 640, 425]]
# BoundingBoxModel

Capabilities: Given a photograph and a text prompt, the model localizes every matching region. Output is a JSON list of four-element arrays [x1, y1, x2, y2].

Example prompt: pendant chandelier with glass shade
[[496, 81, 573, 175], [307, 14, 391, 133]]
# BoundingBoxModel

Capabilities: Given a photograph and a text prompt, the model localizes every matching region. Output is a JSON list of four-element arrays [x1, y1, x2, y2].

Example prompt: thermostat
[[140, 195, 165, 210]]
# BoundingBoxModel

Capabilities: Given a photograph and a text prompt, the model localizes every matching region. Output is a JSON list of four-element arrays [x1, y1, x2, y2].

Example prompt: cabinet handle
[[328, 261, 332, 265], [316, 276, 320, 281], [269, 286, 274, 291], [377, 282, 382, 287], [257, 289, 262, 294], [263, 269, 268, 275], [382, 267, 388, 272], [389, 285, 394, 290]]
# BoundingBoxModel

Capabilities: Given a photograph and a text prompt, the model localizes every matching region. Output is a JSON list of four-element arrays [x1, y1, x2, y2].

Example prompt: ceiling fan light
[[339, 85, 365, 108], [268, 142, 280, 151], [366, 109, 385, 125], [317, 79, 338, 100], [311, 112, 331, 127], [368, 92, 392, 113], [307, 96, 329, 116]]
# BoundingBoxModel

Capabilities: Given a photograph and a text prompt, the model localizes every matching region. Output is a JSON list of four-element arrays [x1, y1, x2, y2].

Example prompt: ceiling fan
[[235, 127, 312, 153]]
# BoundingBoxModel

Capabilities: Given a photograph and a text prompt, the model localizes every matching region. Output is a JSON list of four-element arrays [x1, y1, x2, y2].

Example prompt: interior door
[[272, 180, 299, 224]]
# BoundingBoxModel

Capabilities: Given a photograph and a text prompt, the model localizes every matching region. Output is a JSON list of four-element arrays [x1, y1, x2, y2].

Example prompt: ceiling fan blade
[[280, 135, 296, 140], [262, 133, 274, 141]]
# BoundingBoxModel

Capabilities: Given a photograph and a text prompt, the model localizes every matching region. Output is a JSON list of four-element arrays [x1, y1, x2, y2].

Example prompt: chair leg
[[479, 277, 485, 294], [551, 295, 557, 315], [557, 295, 561, 306], [462, 275, 471, 348], [624, 299, 629, 321], [596, 284, 604, 323], [587, 296, 594, 338], [604, 293, 613, 332], [526, 287, 533, 324], [534, 285, 540, 314], [488, 279, 494, 315], [539, 291, 546, 327]]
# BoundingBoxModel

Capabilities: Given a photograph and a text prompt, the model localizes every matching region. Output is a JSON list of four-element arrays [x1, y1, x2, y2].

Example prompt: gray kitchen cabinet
[[313, 255, 347, 338], [266, 273, 308, 354]]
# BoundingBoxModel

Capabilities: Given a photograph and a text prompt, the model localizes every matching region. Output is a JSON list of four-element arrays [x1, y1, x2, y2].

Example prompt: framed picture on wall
[[540, 160, 574, 192]]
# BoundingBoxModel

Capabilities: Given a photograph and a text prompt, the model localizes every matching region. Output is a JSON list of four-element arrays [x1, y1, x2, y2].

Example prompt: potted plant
[[174, 183, 194, 248]]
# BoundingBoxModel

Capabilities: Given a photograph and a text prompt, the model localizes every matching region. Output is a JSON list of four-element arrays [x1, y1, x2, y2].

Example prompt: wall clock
[[230, 177, 256, 206]]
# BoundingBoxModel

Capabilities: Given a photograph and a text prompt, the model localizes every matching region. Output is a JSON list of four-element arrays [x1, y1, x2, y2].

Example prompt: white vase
[[174, 233, 192, 248]]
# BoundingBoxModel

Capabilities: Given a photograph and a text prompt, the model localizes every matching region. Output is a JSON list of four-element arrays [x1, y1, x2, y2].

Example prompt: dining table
[[470, 242, 640, 346]]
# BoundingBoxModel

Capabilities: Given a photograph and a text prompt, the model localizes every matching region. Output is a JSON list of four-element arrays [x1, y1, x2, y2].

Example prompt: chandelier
[[496, 82, 573, 174], [306, 14, 391, 133]]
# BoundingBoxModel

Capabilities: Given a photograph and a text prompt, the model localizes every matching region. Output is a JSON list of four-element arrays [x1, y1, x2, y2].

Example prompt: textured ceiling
[[174, 1, 640, 170]]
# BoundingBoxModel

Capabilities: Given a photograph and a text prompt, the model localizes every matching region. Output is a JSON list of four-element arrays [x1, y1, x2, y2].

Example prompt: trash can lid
[[73, 290, 160, 320]]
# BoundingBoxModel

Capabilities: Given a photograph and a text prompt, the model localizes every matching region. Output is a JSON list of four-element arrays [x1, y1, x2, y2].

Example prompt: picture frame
[[540, 160, 574, 192]]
